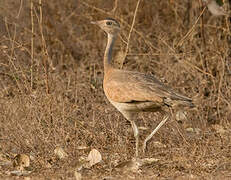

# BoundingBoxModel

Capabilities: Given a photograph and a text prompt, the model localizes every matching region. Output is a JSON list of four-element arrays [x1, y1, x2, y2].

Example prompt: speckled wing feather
[[104, 69, 194, 107]]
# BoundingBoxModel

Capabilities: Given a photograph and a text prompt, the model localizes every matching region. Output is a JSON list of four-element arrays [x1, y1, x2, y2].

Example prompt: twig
[[177, 6, 206, 47], [81, 1, 160, 52], [82, 1, 213, 77], [4, 18, 23, 92], [217, 56, 225, 120], [30, 0, 34, 90], [199, 0, 206, 48], [36, 0, 51, 94], [161, 39, 215, 78], [16, 0, 23, 18], [121, 0, 141, 68], [111, 0, 118, 13]]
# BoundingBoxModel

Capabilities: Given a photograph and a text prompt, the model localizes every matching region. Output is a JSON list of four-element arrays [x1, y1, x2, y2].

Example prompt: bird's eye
[[106, 21, 112, 25]]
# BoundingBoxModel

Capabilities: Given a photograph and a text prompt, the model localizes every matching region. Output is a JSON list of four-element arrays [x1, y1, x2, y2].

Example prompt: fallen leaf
[[86, 149, 102, 167]]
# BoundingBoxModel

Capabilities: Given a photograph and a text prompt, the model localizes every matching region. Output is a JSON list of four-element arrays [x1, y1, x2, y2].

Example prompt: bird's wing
[[104, 69, 192, 104]]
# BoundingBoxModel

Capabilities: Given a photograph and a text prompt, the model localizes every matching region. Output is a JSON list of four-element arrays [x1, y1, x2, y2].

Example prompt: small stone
[[13, 154, 30, 170], [54, 147, 68, 159], [176, 110, 187, 121], [153, 141, 166, 148], [10, 170, 31, 176], [76, 146, 88, 150], [186, 127, 201, 135]]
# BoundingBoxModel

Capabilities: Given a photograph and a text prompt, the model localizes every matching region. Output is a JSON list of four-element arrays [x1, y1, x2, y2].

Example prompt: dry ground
[[0, 0, 231, 179]]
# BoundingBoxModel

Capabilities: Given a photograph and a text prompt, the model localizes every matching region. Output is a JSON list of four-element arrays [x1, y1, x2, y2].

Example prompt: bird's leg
[[142, 114, 169, 153], [130, 120, 139, 158], [119, 111, 139, 157]]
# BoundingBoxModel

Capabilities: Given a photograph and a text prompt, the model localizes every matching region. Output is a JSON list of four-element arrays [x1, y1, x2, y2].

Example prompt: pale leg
[[143, 115, 169, 153], [130, 120, 139, 158], [119, 111, 139, 157]]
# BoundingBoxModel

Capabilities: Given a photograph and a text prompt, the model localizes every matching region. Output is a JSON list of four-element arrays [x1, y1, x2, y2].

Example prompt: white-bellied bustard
[[92, 18, 194, 157]]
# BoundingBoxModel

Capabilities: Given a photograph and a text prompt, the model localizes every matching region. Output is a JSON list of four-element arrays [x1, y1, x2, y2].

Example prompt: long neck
[[104, 33, 116, 71]]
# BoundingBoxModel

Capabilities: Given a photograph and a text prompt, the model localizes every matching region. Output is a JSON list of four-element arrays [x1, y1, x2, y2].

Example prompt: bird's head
[[91, 18, 120, 35]]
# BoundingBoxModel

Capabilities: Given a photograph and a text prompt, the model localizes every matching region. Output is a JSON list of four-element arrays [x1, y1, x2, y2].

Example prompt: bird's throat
[[104, 34, 116, 72]]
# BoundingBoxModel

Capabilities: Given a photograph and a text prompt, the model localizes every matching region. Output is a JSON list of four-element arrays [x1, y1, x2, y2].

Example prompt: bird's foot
[[142, 140, 148, 154]]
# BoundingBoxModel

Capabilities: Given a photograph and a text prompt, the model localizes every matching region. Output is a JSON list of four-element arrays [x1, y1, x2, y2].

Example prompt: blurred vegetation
[[0, 0, 230, 179]]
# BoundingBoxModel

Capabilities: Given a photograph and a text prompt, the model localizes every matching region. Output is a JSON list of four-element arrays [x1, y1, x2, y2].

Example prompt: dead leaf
[[86, 149, 102, 167]]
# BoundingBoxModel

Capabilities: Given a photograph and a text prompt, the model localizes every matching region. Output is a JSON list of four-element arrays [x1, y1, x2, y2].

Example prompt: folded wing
[[104, 69, 194, 107]]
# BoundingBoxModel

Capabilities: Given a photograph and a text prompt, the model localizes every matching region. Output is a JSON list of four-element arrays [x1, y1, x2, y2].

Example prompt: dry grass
[[0, 0, 231, 179]]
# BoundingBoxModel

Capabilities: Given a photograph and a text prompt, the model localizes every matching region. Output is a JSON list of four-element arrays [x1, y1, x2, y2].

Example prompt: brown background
[[0, 0, 230, 179]]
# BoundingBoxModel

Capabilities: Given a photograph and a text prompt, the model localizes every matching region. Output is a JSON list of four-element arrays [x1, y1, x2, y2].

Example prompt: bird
[[91, 18, 195, 158]]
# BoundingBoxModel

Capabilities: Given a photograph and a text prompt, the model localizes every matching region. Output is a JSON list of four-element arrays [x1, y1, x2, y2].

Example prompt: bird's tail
[[164, 96, 195, 108], [177, 100, 195, 108]]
